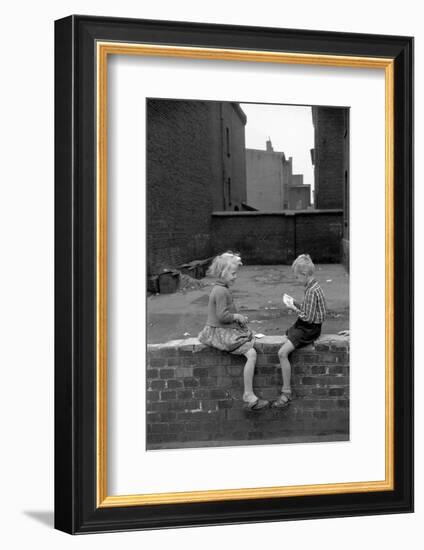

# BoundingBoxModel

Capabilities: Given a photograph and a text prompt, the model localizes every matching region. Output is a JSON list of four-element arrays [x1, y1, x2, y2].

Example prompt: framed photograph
[[54, 15, 413, 534]]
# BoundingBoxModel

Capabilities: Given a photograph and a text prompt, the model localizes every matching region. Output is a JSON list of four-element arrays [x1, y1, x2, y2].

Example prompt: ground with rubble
[[147, 264, 349, 344]]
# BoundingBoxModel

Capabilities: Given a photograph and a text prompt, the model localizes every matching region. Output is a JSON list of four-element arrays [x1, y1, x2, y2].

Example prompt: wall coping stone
[[148, 334, 349, 353]]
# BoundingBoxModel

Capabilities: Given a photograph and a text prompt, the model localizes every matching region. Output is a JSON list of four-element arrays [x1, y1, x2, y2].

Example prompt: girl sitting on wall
[[198, 251, 269, 411]]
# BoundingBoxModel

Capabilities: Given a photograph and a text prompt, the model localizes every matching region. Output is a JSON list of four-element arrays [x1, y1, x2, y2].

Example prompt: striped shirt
[[295, 278, 326, 324]]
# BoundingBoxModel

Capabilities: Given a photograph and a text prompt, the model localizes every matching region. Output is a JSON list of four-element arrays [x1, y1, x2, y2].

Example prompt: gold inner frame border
[[96, 42, 395, 508]]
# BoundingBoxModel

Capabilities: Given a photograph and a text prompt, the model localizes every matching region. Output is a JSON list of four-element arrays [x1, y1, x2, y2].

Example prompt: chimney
[[266, 137, 273, 152]]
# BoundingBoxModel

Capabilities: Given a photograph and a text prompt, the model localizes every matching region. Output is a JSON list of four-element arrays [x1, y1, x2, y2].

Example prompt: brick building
[[311, 107, 349, 210], [246, 139, 311, 211], [147, 99, 247, 275], [311, 106, 349, 267]]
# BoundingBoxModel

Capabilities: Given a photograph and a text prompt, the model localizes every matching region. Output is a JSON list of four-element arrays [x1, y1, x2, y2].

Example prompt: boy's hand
[[283, 293, 294, 308]]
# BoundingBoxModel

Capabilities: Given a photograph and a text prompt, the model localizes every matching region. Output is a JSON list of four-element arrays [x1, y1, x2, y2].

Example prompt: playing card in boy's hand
[[283, 293, 294, 308]]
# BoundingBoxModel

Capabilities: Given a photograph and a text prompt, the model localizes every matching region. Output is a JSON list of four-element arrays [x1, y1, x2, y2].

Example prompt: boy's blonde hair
[[292, 253, 315, 276], [207, 251, 242, 279]]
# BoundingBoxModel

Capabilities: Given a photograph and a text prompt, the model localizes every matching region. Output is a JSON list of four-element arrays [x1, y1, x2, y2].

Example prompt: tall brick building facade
[[311, 106, 349, 210], [147, 99, 247, 275]]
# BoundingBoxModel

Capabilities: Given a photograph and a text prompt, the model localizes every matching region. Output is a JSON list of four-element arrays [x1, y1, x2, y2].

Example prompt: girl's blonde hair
[[292, 253, 315, 276], [207, 251, 242, 279]]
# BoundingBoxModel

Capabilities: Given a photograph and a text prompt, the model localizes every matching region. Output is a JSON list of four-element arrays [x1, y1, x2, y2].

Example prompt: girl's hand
[[234, 313, 248, 326]]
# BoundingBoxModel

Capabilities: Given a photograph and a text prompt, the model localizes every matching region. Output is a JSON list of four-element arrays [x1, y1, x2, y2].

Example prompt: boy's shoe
[[272, 390, 292, 409]]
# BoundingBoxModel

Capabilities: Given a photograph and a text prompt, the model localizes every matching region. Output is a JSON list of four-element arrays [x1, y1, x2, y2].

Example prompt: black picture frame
[[55, 15, 413, 534]]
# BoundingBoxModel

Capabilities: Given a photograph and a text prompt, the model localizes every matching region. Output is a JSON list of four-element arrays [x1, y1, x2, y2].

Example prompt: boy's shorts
[[286, 318, 322, 349]]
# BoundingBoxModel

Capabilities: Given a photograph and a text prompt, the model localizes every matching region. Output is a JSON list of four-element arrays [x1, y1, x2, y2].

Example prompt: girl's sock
[[243, 391, 257, 403]]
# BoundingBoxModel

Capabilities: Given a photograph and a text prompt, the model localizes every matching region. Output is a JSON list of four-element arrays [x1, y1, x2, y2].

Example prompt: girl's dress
[[198, 280, 254, 355]]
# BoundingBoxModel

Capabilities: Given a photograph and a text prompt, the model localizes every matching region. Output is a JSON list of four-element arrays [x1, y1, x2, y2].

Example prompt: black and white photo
[[146, 98, 350, 450]]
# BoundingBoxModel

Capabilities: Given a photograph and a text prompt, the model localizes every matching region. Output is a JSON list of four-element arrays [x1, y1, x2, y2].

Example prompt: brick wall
[[211, 210, 342, 264], [147, 335, 349, 449], [147, 99, 248, 275], [147, 99, 217, 274]]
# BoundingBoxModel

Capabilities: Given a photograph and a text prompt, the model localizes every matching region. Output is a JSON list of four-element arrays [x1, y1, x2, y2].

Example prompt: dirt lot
[[147, 264, 349, 344]]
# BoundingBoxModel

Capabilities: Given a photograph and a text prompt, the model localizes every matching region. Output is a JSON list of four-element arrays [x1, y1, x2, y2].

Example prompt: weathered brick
[[193, 389, 212, 399], [185, 421, 219, 432], [311, 388, 329, 396], [166, 379, 183, 389], [313, 410, 328, 419], [149, 402, 171, 412], [146, 412, 162, 423], [175, 367, 193, 378], [147, 433, 179, 445], [158, 412, 177, 422], [193, 367, 210, 378], [328, 365, 349, 375], [180, 432, 211, 442], [180, 358, 197, 368], [161, 390, 177, 401], [159, 368, 175, 379], [183, 377, 200, 388], [198, 355, 221, 367], [166, 399, 201, 412], [149, 423, 171, 433], [329, 387, 346, 397], [311, 366, 328, 375], [216, 376, 233, 388], [177, 411, 215, 422], [148, 358, 164, 368], [301, 375, 349, 386], [176, 389, 194, 400], [149, 379, 166, 391], [210, 389, 228, 399], [146, 390, 160, 402], [146, 368, 159, 379], [299, 353, 320, 364], [198, 377, 218, 387], [317, 353, 345, 364], [256, 366, 276, 375]]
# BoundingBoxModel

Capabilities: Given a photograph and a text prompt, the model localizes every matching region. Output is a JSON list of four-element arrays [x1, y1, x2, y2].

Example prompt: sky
[[240, 103, 314, 189]]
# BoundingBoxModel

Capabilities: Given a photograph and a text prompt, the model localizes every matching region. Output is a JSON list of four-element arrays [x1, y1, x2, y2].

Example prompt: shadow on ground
[[23, 511, 54, 528]]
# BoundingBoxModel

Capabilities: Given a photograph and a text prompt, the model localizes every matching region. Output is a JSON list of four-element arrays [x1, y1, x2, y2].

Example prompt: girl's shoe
[[245, 397, 270, 411]]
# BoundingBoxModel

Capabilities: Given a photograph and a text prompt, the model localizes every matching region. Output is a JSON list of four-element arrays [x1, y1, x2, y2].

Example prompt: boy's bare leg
[[242, 348, 257, 402], [278, 339, 295, 394]]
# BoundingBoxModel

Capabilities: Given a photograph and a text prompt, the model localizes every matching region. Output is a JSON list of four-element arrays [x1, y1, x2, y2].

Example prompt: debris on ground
[[326, 310, 342, 319], [178, 273, 207, 292]]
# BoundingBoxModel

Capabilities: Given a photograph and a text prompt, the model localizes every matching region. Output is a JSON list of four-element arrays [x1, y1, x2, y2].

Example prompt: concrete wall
[[245, 148, 286, 211], [289, 185, 311, 209], [146, 335, 349, 449], [211, 210, 343, 264]]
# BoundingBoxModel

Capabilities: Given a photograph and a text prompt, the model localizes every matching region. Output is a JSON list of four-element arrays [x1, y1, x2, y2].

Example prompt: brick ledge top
[[148, 334, 349, 352]]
